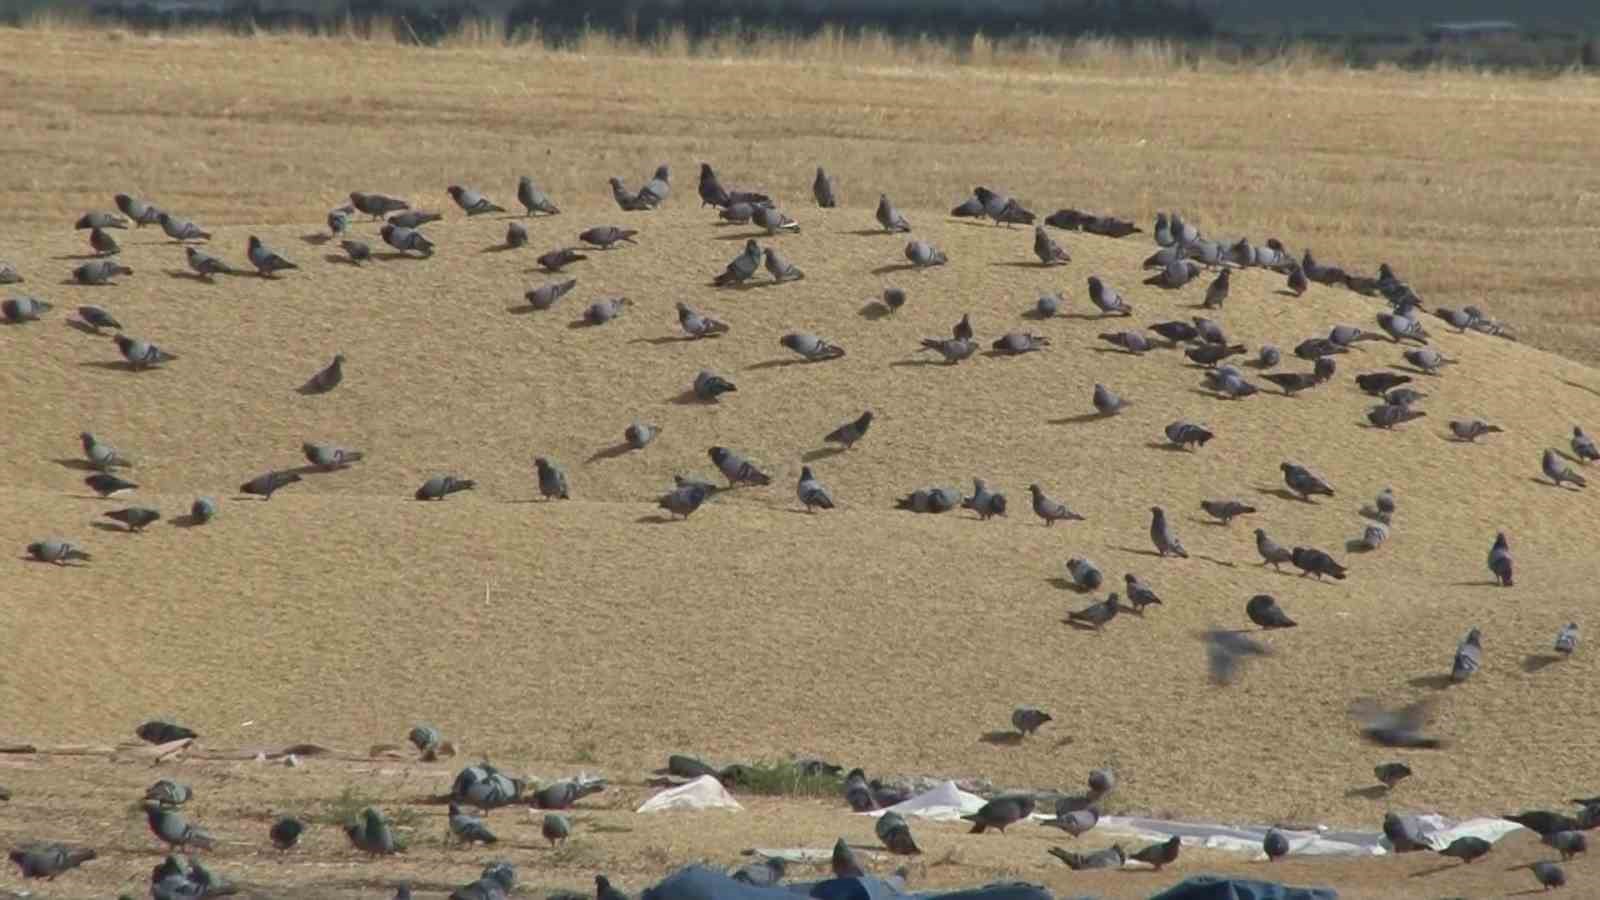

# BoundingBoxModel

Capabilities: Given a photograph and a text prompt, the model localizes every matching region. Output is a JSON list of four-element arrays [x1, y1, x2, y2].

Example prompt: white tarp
[[637, 775, 744, 813], [856, 781, 989, 821]]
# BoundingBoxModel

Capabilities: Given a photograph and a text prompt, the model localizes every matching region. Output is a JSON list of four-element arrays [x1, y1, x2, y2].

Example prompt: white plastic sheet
[[637, 774, 744, 813], [857, 781, 990, 821]]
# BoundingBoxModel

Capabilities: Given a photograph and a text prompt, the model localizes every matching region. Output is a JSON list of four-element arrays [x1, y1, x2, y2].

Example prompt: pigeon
[[676, 302, 729, 338], [387, 210, 443, 229], [1186, 343, 1247, 367], [176, 245, 234, 280], [541, 813, 571, 846], [1367, 403, 1426, 429], [812, 167, 838, 207], [992, 331, 1048, 354], [1246, 594, 1296, 628], [1403, 347, 1453, 374], [918, 337, 978, 364], [1086, 276, 1132, 315], [447, 185, 505, 216], [1263, 372, 1325, 396], [381, 224, 434, 256], [1037, 290, 1066, 318], [1382, 812, 1428, 852], [1353, 522, 1389, 551], [75, 305, 121, 331], [1165, 421, 1213, 449], [347, 807, 404, 855], [1356, 699, 1443, 748], [718, 202, 762, 224], [156, 212, 210, 242], [530, 457, 569, 500], [609, 177, 651, 211], [658, 482, 710, 520], [753, 205, 800, 235], [951, 313, 974, 341], [114, 193, 164, 227], [1281, 462, 1334, 501], [714, 239, 763, 286], [1049, 844, 1126, 870], [74, 260, 133, 284], [299, 354, 345, 394], [1011, 706, 1052, 735], [1124, 573, 1162, 612], [85, 472, 137, 497], [1572, 427, 1600, 462], [78, 210, 129, 231], [638, 164, 671, 207], [144, 780, 191, 806], [451, 764, 525, 812], [580, 226, 638, 249], [1544, 448, 1587, 488], [1301, 249, 1348, 285], [503, 222, 528, 248], [448, 804, 497, 846], [904, 240, 947, 267], [828, 837, 864, 877], [1065, 557, 1103, 591], [538, 247, 588, 272], [1291, 546, 1346, 580], [1043, 807, 1099, 837], [1190, 317, 1227, 345], [1200, 499, 1255, 524], [895, 487, 962, 514], [87, 226, 121, 257], [1203, 269, 1230, 308], [0, 296, 52, 324], [452, 864, 516, 900], [1283, 263, 1309, 296], [875, 811, 921, 855], [1532, 861, 1567, 890], [145, 802, 215, 851], [1451, 627, 1482, 682], [1130, 836, 1181, 870], [1150, 320, 1199, 345], [596, 875, 630, 900], [625, 422, 660, 450], [1033, 226, 1070, 264], [1438, 836, 1491, 864], [1328, 324, 1381, 348], [1254, 529, 1293, 570], [1204, 628, 1271, 685], [1488, 532, 1513, 586], [526, 278, 577, 310], [415, 475, 475, 501], [8, 844, 96, 880], [1068, 594, 1119, 630], [824, 412, 873, 449], [1448, 419, 1502, 442], [1145, 259, 1201, 288], [242, 236, 295, 277], [105, 507, 160, 532], [693, 370, 737, 401], [1375, 762, 1412, 789], [1149, 507, 1189, 558], [962, 478, 1007, 520], [1545, 830, 1587, 860], [875, 194, 912, 232], [1507, 811, 1591, 837], [0, 262, 21, 284], [1029, 484, 1084, 526], [517, 176, 560, 216], [1356, 372, 1411, 395], [1555, 622, 1579, 656], [1098, 330, 1150, 354], [795, 466, 835, 512], [340, 239, 371, 264], [962, 796, 1035, 833], [1384, 386, 1426, 407], [778, 333, 843, 363], [237, 470, 300, 500], [1377, 311, 1429, 344], [270, 816, 305, 851], [1263, 829, 1290, 862], [732, 857, 787, 886], [710, 446, 771, 487], [583, 297, 631, 325], [1294, 338, 1344, 360], [136, 721, 196, 744], [1091, 383, 1127, 416], [350, 191, 409, 219], [880, 287, 906, 313]]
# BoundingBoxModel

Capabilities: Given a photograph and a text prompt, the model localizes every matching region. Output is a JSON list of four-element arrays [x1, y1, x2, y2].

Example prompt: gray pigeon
[[184, 246, 233, 279], [830, 837, 864, 877], [1067, 594, 1119, 630], [26, 540, 90, 565], [1029, 484, 1084, 526], [541, 813, 571, 846], [241, 470, 301, 499], [676, 302, 729, 338], [1374, 762, 1412, 789], [1438, 836, 1491, 864], [270, 816, 305, 852], [1086, 276, 1132, 315], [610, 177, 651, 211], [1544, 830, 1587, 860], [8, 844, 96, 880], [1254, 529, 1293, 570], [1204, 629, 1270, 685], [1011, 706, 1052, 735], [77, 210, 129, 230], [452, 764, 525, 812], [301, 354, 345, 394], [1043, 807, 1099, 837], [448, 185, 504, 216], [346, 807, 404, 855], [992, 332, 1049, 354], [157, 212, 210, 242], [539, 247, 588, 272], [381, 224, 435, 256], [1572, 426, 1600, 462], [1145, 259, 1201, 288], [896, 486, 962, 514], [1555, 622, 1579, 656], [115, 193, 163, 227], [710, 446, 771, 486], [88, 226, 120, 256], [1367, 403, 1426, 429], [824, 411, 873, 449], [876, 194, 911, 232], [1255, 345, 1281, 368], [1403, 347, 1453, 374], [625, 421, 660, 450], [526, 278, 577, 310], [1353, 522, 1388, 551], [1280, 462, 1334, 500], [1448, 419, 1502, 442], [1532, 861, 1566, 890], [415, 475, 475, 501], [1049, 843, 1125, 870], [583, 297, 631, 325], [1034, 293, 1061, 318], [144, 779, 191, 807], [719, 201, 761, 224], [813, 167, 838, 207], [732, 856, 787, 885], [753, 206, 800, 235], [1374, 486, 1396, 522], [341, 239, 371, 264], [1123, 573, 1162, 612], [1200, 499, 1255, 524], [145, 801, 215, 851], [1149, 506, 1187, 558], [875, 811, 921, 855], [533, 458, 569, 499], [113, 334, 176, 369], [350, 191, 409, 219], [1261, 829, 1289, 861], [659, 481, 711, 520], [1092, 383, 1127, 416], [0, 262, 21, 284], [1033, 226, 1069, 265], [76, 305, 121, 331], [518, 176, 560, 216], [1098, 330, 1151, 354], [918, 336, 977, 364], [780, 332, 842, 360], [503, 221, 528, 248], [714, 239, 763, 286], [693, 370, 737, 401], [962, 795, 1035, 833], [328, 205, 352, 234], [1451, 627, 1482, 682], [1544, 448, 1587, 488], [447, 804, 497, 846], [596, 875, 630, 900], [75, 260, 133, 284], [962, 478, 1006, 519], [80, 432, 131, 470], [796, 466, 834, 512], [1246, 594, 1296, 628], [105, 507, 160, 532], [904, 240, 946, 267], [638, 164, 671, 207], [577, 225, 637, 249], [1202, 269, 1230, 308], [1165, 420, 1213, 449], [1130, 835, 1182, 870], [1065, 557, 1103, 591]]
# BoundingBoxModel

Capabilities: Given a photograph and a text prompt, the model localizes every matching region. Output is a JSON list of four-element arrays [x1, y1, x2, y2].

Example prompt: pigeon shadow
[[888, 359, 946, 368], [1343, 785, 1390, 801], [567, 318, 606, 329], [1406, 673, 1455, 691], [1255, 487, 1309, 503], [1195, 554, 1238, 569], [1022, 309, 1061, 321], [1506, 889, 1555, 898], [53, 458, 100, 472], [165, 270, 218, 283], [988, 260, 1052, 269], [324, 253, 365, 265], [978, 730, 1025, 747], [1092, 347, 1143, 356], [859, 301, 893, 320], [634, 514, 679, 525], [845, 228, 895, 236], [1405, 862, 1460, 878], [1109, 545, 1165, 559], [299, 232, 332, 245], [1143, 442, 1190, 452], [1047, 577, 1092, 593], [1530, 476, 1582, 491], [713, 231, 766, 241], [375, 251, 428, 262], [1273, 289, 1302, 298], [479, 243, 520, 253], [801, 447, 845, 463], [65, 319, 106, 336], [1522, 654, 1563, 674], [745, 357, 812, 371], [1050, 412, 1116, 425], [1559, 378, 1600, 398], [54, 252, 108, 261], [1389, 365, 1437, 377], [669, 390, 716, 405], [505, 304, 542, 315], [634, 335, 700, 345], [585, 443, 636, 464], [20, 555, 87, 567], [77, 360, 141, 372], [295, 383, 333, 396], [870, 263, 920, 276], [89, 521, 133, 534], [1063, 618, 1105, 632], [1062, 311, 1119, 321], [1346, 539, 1380, 553], [170, 514, 207, 528], [1445, 580, 1501, 588]]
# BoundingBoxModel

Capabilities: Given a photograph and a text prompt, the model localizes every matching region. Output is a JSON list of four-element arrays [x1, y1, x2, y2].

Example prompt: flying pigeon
[[1203, 628, 1270, 685]]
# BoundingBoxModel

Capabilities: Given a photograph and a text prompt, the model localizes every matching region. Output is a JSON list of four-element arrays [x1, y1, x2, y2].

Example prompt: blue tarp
[[643, 866, 1055, 900], [1147, 876, 1337, 900]]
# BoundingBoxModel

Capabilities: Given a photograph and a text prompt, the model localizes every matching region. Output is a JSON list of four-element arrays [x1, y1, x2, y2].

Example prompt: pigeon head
[[447, 185, 464, 199]]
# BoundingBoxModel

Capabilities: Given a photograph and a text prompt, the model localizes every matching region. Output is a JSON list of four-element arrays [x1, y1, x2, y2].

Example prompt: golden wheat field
[[4, 24, 1600, 900]]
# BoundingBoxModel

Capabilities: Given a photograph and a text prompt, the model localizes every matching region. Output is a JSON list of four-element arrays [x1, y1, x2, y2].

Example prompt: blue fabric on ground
[[1146, 875, 1338, 900], [644, 866, 1056, 900]]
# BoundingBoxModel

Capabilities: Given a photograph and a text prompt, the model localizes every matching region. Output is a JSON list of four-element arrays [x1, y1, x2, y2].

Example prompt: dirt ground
[[2, 26, 1599, 900]]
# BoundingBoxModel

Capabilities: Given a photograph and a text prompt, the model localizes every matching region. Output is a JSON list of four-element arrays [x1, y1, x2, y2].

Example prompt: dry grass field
[[3, 24, 1600, 899]]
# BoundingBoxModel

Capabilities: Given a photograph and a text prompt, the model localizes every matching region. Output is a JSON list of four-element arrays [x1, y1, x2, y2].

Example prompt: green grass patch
[[728, 760, 845, 798]]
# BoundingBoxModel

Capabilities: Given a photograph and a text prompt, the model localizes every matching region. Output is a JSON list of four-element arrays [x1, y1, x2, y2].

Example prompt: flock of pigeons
[[5, 160, 1597, 896]]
